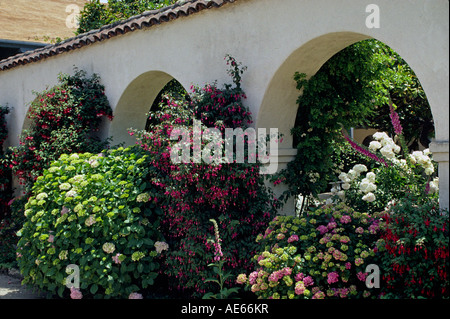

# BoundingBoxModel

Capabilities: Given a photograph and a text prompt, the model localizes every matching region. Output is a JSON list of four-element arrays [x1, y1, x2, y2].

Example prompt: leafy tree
[[77, 0, 178, 34]]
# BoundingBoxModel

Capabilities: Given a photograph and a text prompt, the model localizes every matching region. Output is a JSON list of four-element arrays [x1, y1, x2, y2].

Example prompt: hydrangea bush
[[16, 146, 166, 298], [237, 202, 382, 299]]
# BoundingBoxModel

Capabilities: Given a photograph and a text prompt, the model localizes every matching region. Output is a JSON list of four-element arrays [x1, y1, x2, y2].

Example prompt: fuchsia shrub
[[131, 56, 278, 296]]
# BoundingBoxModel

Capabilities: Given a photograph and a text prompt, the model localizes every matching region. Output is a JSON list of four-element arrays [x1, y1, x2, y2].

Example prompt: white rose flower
[[342, 183, 351, 190], [338, 172, 351, 183], [353, 164, 368, 173], [393, 144, 401, 154], [373, 132, 389, 141], [362, 192, 376, 202], [429, 177, 439, 194], [424, 165, 434, 176], [366, 172, 376, 183], [380, 146, 395, 159], [347, 169, 359, 180], [369, 141, 382, 152]]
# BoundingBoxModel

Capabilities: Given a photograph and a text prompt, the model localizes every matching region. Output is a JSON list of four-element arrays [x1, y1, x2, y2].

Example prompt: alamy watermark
[[169, 119, 279, 175], [365, 4, 380, 29], [65, 2, 81, 29], [365, 264, 380, 289], [65, 264, 80, 289]]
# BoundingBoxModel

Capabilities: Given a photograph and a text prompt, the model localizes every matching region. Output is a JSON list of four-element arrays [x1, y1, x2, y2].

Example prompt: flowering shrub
[[332, 102, 448, 298], [377, 195, 449, 298], [130, 55, 277, 297], [9, 68, 112, 190], [16, 146, 166, 298], [334, 102, 438, 214], [237, 202, 381, 299]]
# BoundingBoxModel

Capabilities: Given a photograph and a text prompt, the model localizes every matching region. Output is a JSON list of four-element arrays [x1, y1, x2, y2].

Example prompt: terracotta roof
[[0, 0, 237, 72]]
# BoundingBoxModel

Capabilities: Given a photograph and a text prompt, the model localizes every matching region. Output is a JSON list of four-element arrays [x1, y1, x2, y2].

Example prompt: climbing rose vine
[[8, 68, 112, 190]]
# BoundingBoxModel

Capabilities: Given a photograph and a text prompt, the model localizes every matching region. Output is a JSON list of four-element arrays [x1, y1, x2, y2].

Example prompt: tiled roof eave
[[0, 0, 237, 72]]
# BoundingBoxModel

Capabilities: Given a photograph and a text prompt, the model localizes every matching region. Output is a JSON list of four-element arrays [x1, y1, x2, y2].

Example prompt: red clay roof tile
[[0, 0, 237, 71]]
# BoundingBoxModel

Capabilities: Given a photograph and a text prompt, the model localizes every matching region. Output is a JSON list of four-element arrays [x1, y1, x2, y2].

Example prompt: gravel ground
[[0, 269, 44, 299]]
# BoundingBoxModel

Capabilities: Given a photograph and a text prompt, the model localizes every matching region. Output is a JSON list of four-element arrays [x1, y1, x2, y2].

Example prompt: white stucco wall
[[0, 0, 448, 211]]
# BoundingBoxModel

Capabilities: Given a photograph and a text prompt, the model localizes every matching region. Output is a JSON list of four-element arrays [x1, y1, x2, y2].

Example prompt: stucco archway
[[257, 31, 448, 211], [109, 70, 187, 146]]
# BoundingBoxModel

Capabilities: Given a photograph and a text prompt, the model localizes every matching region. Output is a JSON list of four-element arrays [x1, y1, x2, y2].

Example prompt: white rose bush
[[335, 101, 439, 214]]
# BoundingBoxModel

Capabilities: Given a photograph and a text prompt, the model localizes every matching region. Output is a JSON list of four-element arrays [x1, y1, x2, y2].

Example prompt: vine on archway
[[8, 68, 113, 191], [275, 39, 433, 205]]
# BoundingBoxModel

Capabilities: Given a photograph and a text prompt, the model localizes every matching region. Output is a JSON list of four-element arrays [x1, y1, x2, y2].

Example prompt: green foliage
[[0, 105, 11, 217], [77, 0, 178, 35], [377, 195, 448, 298], [237, 203, 382, 299], [16, 147, 166, 298]]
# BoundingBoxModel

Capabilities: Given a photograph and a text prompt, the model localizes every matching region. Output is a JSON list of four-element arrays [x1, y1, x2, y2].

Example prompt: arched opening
[[110, 71, 187, 146], [258, 32, 440, 214], [257, 32, 371, 151]]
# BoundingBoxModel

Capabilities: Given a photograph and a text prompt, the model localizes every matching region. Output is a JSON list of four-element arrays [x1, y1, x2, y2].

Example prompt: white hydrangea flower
[[36, 192, 48, 200], [59, 183, 71, 191]]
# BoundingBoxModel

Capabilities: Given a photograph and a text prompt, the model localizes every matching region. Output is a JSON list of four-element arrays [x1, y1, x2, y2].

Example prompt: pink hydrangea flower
[[294, 281, 306, 295], [248, 271, 258, 285], [317, 225, 328, 235], [129, 292, 143, 299], [70, 287, 83, 299], [357, 271, 368, 282], [340, 215, 351, 224], [236, 274, 247, 284], [287, 234, 299, 243], [327, 272, 339, 284], [295, 272, 305, 282], [112, 253, 122, 264], [303, 276, 314, 287]]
